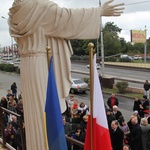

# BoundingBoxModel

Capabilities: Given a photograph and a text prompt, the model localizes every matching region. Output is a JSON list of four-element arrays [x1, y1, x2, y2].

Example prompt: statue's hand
[[101, 0, 124, 17]]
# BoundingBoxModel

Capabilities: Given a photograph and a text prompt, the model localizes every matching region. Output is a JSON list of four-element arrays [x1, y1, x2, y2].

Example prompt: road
[[71, 62, 149, 88], [0, 71, 134, 122]]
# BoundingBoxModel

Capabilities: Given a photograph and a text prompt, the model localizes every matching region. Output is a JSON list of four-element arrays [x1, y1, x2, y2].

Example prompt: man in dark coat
[[140, 95, 149, 117], [106, 109, 116, 130], [11, 82, 17, 98], [107, 93, 119, 109], [62, 115, 72, 150], [112, 105, 123, 121], [133, 96, 142, 114], [129, 116, 143, 150], [110, 120, 124, 150], [143, 80, 150, 99]]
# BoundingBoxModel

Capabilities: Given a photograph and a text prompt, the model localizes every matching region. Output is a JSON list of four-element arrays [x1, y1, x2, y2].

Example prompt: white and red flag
[[84, 54, 112, 150]]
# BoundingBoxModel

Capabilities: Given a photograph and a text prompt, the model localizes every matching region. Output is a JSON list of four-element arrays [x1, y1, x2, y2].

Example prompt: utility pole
[[99, 0, 105, 77], [144, 25, 147, 63]]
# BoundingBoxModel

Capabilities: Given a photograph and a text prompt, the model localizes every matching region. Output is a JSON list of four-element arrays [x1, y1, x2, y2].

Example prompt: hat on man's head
[[143, 95, 147, 99], [143, 110, 150, 114], [133, 110, 138, 114], [106, 109, 112, 112]]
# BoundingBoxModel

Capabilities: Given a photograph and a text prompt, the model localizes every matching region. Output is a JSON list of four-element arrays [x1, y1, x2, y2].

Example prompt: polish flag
[[84, 54, 112, 150]]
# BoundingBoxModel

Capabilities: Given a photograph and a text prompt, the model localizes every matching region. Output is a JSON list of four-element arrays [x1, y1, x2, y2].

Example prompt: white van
[[120, 54, 128, 58]]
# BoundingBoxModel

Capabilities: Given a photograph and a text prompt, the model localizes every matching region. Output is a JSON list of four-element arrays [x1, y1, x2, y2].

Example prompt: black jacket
[[133, 100, 142, 113], [110, 127, 124, 150]]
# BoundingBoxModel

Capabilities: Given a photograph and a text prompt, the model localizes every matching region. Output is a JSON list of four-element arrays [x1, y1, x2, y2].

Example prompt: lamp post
[[1, 16, 14, 59], [144, 25, 147, 63], [99, 0, 105, 77]]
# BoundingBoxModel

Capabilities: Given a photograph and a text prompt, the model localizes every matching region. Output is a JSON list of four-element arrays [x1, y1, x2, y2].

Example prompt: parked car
[[133, 55, 142, 60], [70, 78, 88, 94], [86, 63, 101, 70]]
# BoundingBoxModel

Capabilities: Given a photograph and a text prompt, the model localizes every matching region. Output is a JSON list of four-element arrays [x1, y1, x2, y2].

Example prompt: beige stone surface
[[0, 145, 7, 150], [105, 62, 150, 68]]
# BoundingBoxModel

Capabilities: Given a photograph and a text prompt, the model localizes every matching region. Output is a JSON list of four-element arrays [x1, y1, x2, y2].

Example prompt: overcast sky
[[0, 0, 150, 47]]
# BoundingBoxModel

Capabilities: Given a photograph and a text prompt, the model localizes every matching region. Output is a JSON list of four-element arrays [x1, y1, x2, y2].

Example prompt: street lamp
[[98, 0, 105, 77], [1, 16, 14, 59]]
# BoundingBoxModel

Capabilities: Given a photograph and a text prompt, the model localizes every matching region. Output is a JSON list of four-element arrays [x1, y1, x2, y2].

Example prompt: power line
[[125, 0, 150, 6]]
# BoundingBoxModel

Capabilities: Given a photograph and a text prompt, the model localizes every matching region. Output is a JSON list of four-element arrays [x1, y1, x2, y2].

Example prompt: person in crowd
[[7, 101, 17, 113], [14, 122, 26, 150], [70, 99, 79, 118], [78, 102, 89, 118], [123, 145, 130, 150], [80, 127, 86, 143], [110, 120, 124, 150], [106, 109, 116, 130], [11, 82, 17, 98], [140, 118, 150, 150], [133, 110, 141, 124], [119, 118, 130, 145], [143, 80, 150, 99], [10, 115, 19, 131], [62, 115, 72, 150], [72, 125, 83, 150], [8, 95, 17, 109], [107, 93, 119, 109], [16, 99, 24, 120], [67, 94, 76, 116], [6, 90, 12, 100], [0, 96, 8, 109], [142, 110, 150, 124], [133, 96, 142, 115], [112, 105, 123, 121], [4, 122, 17, 148], [127, 115, 135, 132], [140, 95, 149, 117], [3, 112, 8, 128], [68, 94, 75, 108], [80, 115, 88, 129], [18, 90, 22, 101], [13, 94, 18, 104], [129, 116, 143, 150]]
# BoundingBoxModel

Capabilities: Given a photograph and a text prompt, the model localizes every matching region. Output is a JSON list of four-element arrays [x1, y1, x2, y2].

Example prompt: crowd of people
[[1, 81, 150, 150], [0, 83, 25, 150], [63, 92, 150, 150]]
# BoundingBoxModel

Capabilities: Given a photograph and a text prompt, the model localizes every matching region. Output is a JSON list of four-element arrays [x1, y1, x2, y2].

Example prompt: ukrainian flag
[[44, 57, 67, 150]]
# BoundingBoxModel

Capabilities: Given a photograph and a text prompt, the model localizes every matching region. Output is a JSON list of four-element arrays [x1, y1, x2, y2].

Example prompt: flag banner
[[44, 57, 67, 150], [84, 54, 112, 150], [131, 30, 146, 43]]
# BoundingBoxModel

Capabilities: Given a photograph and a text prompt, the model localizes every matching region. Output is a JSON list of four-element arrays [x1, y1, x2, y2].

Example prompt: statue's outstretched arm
[[101, 0, 124, 16]]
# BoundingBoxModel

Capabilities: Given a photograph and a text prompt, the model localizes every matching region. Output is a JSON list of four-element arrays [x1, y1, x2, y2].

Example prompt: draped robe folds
[[8, 0, 101, 149]]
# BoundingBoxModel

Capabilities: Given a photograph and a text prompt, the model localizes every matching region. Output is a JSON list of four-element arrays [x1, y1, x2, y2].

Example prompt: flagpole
[[46, 46, 52, 68], [88, 42, 94, 150]]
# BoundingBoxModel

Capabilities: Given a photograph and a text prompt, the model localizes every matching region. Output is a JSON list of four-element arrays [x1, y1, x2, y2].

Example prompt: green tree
[[147, 38, 150, 54], [103, 22, 122, 56]]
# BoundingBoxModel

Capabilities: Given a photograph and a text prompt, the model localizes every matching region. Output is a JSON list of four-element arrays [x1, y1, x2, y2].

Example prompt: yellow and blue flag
[[45, 57, 67, 150]]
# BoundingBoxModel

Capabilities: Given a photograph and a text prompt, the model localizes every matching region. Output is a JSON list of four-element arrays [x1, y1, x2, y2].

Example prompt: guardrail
[[0, 106, 84, 150], [0, 107, 26, 150]]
